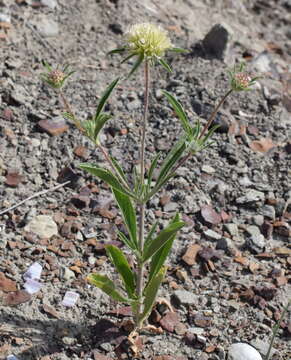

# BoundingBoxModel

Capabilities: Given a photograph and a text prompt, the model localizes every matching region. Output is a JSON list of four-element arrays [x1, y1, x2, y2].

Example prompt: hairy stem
[[136, 60, 150, 328], [199, 89, 232, 139]]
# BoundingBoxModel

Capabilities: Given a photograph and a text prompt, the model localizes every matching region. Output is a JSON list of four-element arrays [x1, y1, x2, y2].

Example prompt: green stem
[[265, 300, 290, 360], [135, 60, 150, 329], [198, 88, 232, 140], [165, 89, 233, 182]]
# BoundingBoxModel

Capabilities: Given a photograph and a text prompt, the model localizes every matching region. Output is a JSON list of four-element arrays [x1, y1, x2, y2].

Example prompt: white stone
[[24, 215, 58, 238], [228, 343, 262, 360], [41, 0, 58, 9]]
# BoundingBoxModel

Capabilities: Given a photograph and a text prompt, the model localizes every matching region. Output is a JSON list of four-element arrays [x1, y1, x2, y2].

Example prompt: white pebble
[[62, 291, 79, 307], [228, 343, 262, 360]]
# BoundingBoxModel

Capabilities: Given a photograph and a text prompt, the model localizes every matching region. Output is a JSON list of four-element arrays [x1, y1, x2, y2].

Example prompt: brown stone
[[159, 312, 180, 333], [5, 171, 23, 187], [42, 304, 60, 319], [0, 272, 17, 292], [74, 145, 89, 159], [38, 119, 69, 136], [193, 313, 212, 328], [182, 244, 201, 266], [3, 290, 31, 306]]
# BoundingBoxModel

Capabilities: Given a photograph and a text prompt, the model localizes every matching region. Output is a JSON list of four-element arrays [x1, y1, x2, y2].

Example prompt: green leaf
[[143, 220, 185, 262], [110, 156, 128, 183], [168, 47, 188, 53], [121, 53, 136, 64], [95, 77, 119, 120], [146, 152, 160, 192], [106, 245, 136, 298], [117, 230, 137, 252], [156, 137, 186, 186], [158, 58, 172, 73], [87, 273, 129, 303], [144, 221, 159, 252], [79, 163, 135, 199], [108, 47, 126, 55], [93, 113, 112, 141], [148, 214, 180, 283], [112, 188, 137, 248], [128, 53, 144, 78], [163, 91, 191, 134], [139, 266, 167, 324]]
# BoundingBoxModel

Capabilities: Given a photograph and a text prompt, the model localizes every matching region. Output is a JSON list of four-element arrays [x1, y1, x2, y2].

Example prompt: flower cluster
[[125, 23, 173, 59], [41, 62, 75, 90], [229, 63, 259, 92]]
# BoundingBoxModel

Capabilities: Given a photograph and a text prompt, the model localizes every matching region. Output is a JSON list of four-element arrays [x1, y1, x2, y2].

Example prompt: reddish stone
[[74, 145, 89, 159], [5, 171, 23, 187], [2, 108, 13, 120], [42, 304, 60, 319], [0, 272, 17, 292], [3, 290, 31, 306], [192, 313, 212, 328], [159, 312, 180, 333], [38, 119, 69, 136], [200, 205, 221, 225], [182, 244, 201, 266]]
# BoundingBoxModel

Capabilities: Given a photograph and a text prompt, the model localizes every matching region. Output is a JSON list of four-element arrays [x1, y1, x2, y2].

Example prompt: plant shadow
[[0, 312, 130, 359]]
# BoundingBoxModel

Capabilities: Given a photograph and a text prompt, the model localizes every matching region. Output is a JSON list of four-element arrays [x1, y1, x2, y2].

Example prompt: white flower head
[[125, 23, 173, 59]]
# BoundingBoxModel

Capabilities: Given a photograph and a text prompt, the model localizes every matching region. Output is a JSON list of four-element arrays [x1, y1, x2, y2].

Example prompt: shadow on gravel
[[0, 313, 131, 359]]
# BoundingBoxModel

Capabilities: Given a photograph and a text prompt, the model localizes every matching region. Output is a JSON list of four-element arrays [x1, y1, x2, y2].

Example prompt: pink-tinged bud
[[48, 69, 65, 86], [234, 72, 251, 89]]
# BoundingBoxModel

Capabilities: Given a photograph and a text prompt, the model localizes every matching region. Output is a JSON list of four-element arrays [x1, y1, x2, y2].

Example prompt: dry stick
[[136, 60, 150, 329], [0, 181, 70, 216]]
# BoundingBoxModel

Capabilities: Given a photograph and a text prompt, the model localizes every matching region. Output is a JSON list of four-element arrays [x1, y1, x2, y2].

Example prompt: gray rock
[[164, 202, 178, 212], [228, 343, 262, 360], [204, 229, 222, 240], [224, 223, 239, 237], [201, 165, 215, 174], [62, 267, 75, 281], [216, 237, 234, 253], [252, 215, 264, 226], [252, 51, 273, 73], [250, 339, 277, 358], [36, 17, 59, 37], [245, 225, 261, 237], [248, 234, 266, 253], [62, 336, 76, 346], [172, 290, 198, 306], [260, 205, 276, 220], [24, 215, 58, 238], [202, 24, 231, 59], [236, 189, 265, 204]]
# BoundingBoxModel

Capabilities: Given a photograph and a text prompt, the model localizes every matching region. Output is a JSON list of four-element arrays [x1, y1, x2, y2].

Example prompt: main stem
[[136, 60, 150, 328]]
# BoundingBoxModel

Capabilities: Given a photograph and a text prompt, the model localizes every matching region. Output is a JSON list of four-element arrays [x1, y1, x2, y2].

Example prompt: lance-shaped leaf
[[79, 164, 136, 199], [87, 273, 129, 303], [148, 213, 180, 283], [106, 245, 136, 298], [154, 137, 186, 190], [163, 91, 191, 134], [108, 47, 127, 55], [147, 153, 161, 192], [117, 230, 137, 252], [143, 220, 185, 262], [112, 189, 137, 248], [110, 156, 127, 183], [94, 77, 119, 121], [144, 221, 159, 252], [168, 47, 188, 53], [158, 58, 172, 73], [139, 266, 167, 324]]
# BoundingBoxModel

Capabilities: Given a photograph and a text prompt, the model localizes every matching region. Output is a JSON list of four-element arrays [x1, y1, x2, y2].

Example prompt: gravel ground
[[0, 0, 290, 359]]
